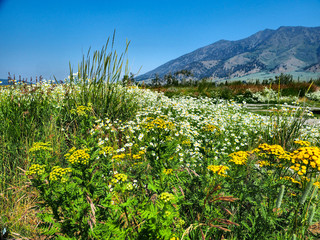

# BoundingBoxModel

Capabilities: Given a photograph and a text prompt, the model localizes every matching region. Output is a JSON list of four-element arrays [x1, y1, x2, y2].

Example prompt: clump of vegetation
[[148, 72, 320, 105]]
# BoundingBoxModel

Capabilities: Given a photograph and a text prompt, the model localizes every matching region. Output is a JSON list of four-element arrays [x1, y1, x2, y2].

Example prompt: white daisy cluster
[[91, 87, 320, 171]]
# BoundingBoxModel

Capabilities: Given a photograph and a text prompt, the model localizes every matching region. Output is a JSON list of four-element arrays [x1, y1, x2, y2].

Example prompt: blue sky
[[0, 0, 319, 80]]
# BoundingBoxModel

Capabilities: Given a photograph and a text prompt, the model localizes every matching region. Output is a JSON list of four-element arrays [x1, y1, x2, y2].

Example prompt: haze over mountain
[[137, 26, 320, 82]]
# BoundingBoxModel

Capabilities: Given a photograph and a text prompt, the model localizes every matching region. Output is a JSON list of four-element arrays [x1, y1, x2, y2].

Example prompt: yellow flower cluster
[[229, 151, 249, 165], [170, 237, 179, 240], [26, 164, 46, 176], [144, 117, 174, 130], [133, 151, 145, 159], [182, 139, 191, 146], [112, 153, 127, 162], [70, 105, 92, 117], [258, 160, 271, 167], [111, 173, 128, 184], [126, 183, 134, 190], [294, 140, 311, 147], [202, 124, 220, 132], [207, 165, 229, 177], [290, 146, 320, 175], [159, 192, 175, 202], [294, 140, 310, 147], [280, 176, 301, 184], [29, 142, 53, 153], [65, 148, 90, 165], [132, 154, 142, 159], [163, 168, 173, 175], [255, 144, 290, 160], [99, 146, 114, 155], [313, 181, 320, 188], [300, 176, 311, 183], [290, 163, 307, 176], [49, 166, 72, 183]]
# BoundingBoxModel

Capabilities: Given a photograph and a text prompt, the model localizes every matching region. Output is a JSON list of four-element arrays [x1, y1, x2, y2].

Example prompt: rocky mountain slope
[[137, 26, 320, 81]]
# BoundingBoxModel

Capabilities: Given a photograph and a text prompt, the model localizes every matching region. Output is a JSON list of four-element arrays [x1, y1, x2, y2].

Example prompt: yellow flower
[[99, 146, 113, 155], [229, 151, 249, 165], [255, 143, 290, 160], [144, 117, 175, 130], [26, 164, 46, 176], [49, 166, 72, 182], [65, 148, 90, 165], [132, 154, 142, 159], [259, 160, 271, 167], [207, 165, 229, 177], [163, 168, 173, 175], [159, 192, 175, 203], [202, 124, 220, 133], [182, 139, 191, 146], [165, 211, 171, 217], [280, 176, 300, 185], [110, 173, 128, 185], [313, 181, 320, 188], [70, 105, 92, 117], [294, 140, 311, 147], [112, 153, 126, 162], [290, 146, 320, 173], [29, 142, 53, 153]]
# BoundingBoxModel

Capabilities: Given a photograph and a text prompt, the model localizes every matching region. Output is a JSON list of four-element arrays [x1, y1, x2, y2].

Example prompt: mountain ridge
[[137, 26, 320, 82]]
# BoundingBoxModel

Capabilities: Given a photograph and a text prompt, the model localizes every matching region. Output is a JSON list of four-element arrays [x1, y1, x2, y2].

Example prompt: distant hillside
[[137, 26, 320, 82]]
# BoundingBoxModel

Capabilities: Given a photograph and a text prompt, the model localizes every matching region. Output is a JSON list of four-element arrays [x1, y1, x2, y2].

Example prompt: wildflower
[[26, 164, 46, 176], [70, 104, 92, 117], [294, 140, 311, 147], [313, 181, 320, 188], [49, 166, 72, 183], [290, 146, 320, 174], [203, 124, 220, 132], [138, 133, 144, 141], [165, 211, 171, 217], [112, 153, 126, 162], [163, 168, 173, 175], [132, 154, 142, 159], [207, 165, 229, 177], [182, 139, 191, 146], [126, 183, 133, 190], [144, 117, 174, 130], [159, 192, 175, 203], [29, 142, 53, 153], [280, 176, 301, 185], [229, 151, 249, 165], [99, 146, 113, 155], [65, 148, 90, 165], [259, 160, 271, 167], [111, 173, 128, 184], [254, 144, 290, 160]]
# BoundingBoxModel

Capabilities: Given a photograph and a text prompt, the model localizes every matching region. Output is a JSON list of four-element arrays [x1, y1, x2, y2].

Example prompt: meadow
[[2, 42, 320, 239]]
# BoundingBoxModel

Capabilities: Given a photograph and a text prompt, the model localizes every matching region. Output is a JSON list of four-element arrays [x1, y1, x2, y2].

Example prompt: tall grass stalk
[[66, 32, 137, 120]]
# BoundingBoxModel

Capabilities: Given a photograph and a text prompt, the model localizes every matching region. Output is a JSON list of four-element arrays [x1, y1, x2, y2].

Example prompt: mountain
[[137, 26, 320, 82]]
